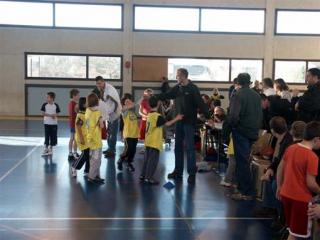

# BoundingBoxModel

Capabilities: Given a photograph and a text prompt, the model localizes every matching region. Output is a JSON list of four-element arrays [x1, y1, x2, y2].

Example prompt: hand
[[51, 115, 56, 119], [308, 204, 320, 219], [276, 187, 281, 201], [176, 114, 184, 121], [261, 169, 274, 181], [207, 119, 215, 128]]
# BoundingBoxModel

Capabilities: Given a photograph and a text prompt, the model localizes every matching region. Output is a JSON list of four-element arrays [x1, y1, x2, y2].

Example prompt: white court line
[[0, 144, 41, 183], [0, 217, 271, 221]]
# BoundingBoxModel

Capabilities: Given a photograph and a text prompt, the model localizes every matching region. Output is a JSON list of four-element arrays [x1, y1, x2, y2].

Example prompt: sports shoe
[[48, 147, 53, 155], [42, 148, 50, 156], [220, 180, 232, 187], [167, 171, 182, 180], [127, 163, 135, 172], [230, 193, 254, 201], [68, 153, 74, 161], [139, 175, 145, 181], [73, 152, 80, 159], [145, 178, 159, 185]]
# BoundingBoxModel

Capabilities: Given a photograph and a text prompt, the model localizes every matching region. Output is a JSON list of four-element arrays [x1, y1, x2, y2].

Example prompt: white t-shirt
[[41, 102, 61, 125], [263, 88, 276, 96], [102, 83, 122, 122]]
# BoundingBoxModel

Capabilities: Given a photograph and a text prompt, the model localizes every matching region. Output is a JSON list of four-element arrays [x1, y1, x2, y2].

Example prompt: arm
[[165, 114, 183, 127], [228, 94, 241, 127], [157, 85, 180, 100], [98, 116, 104, 129], [139, 104, 148, 118], [193, 86, 210, 119], [298, 90, 320, 112], [76, 119, 85, 144], [106, 95, 118, 113], [307, 174, 320, 194]]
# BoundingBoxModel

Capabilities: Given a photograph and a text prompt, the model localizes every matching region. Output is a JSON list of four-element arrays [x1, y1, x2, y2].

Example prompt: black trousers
[[73, 148, 90, 173], [120, 138, 138, 163], [44, 124, 58, 147]]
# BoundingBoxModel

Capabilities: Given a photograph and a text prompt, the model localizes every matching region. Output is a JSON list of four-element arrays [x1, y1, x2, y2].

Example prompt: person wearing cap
[[227, 73, 263, 201]]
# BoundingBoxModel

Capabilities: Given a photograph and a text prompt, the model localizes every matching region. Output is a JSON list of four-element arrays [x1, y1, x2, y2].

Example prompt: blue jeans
[[174, 122, 197, 176], [232, 130, 255, 196], [107, 119, 119, 153]]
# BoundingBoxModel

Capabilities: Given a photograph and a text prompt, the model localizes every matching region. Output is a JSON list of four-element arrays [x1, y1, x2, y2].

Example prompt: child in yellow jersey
[[85, 93, 105, 185], [70, 97, 90, 178], [140, 96, 183, 185], [117, 93, 140, 172]]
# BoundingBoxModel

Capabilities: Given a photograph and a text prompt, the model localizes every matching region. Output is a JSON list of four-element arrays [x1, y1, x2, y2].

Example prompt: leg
[[89, 149, 101, 179], [50, 125, 58, 147], [127, 138, 138, 163], [44, 124, 49, 147], [107, 119, 119, 153], [83, 148, 90, 173], [224, 155, 236, 184], [145, 148, 160, 179], [120, 138, 129, 161], [184, 124, 197, 176], [141, 147, 150, 177], [233, 131, 255, 196], [173, 122, 184, 175], [69, 132, 74, 153]]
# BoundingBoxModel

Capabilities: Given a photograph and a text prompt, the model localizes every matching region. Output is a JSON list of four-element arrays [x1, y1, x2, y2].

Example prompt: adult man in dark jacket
[[228, 73, 263, 201], [158, 68, 212, 184], [297, 68, 320, 123]]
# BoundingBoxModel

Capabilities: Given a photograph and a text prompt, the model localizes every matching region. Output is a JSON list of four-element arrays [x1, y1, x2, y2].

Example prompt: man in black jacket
[[297, 68, 320, 123], [228, 73, 263, 201], [158, 68, 212, 184]]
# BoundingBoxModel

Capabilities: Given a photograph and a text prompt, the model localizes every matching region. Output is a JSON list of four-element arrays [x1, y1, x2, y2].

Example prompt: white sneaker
[[42, 148, 49, 156], [71, 167, 77, 178], [48, 148, 53, 155], [220, 180, 232, 187]]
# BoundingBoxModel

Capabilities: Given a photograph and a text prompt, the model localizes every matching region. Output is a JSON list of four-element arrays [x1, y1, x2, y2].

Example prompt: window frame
[[132, 55, 264, 83], [275, 9, 320, 36], [25, 52, 123, 81], [200, 7, 266, 35], [0, 0, 124, 31], [133, 4, 266, 35], [272, 59, 316, 85]]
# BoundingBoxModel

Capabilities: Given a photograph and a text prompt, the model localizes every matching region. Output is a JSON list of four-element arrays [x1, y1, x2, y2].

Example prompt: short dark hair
[[291, 121, 306, 140], [70, 89, 79, 98], [121, 93, 133, 106], [47, 92, 55, 100], [237, 73, 251, 87], [87, 93, 99, 108], [177, 68, 188, 78], [78, 97, 86, 112], [149, 95, 159, 108], [307, 68, 320, 79], [274, 78, 289, 91], [304, 121, 320, 141], [270, 116, 287, 135], [233, 78, 239, 84], [262, 78, 274, 88], [95, 76, 104, 82]]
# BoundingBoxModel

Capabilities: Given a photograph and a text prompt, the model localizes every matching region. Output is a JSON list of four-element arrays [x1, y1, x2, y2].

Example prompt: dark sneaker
[[167, 171, 182, 180], [127, 163, 135, 172], [145, 178, 159, 185], [187, 175, 196, 184], [230, 193, 254, 201], [87, 178, 104, 185], [102, 150, 108, 155], [68, 154, 74, 162], [104, 151, 115, 158], [117, 159, 123, 171], [139, 175, 145, 181], [95, 176, 105, 184]]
